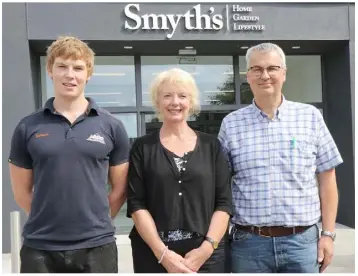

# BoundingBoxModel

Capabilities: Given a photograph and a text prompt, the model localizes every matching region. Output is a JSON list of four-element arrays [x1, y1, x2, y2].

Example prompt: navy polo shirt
[[8, 97, 130, 251]]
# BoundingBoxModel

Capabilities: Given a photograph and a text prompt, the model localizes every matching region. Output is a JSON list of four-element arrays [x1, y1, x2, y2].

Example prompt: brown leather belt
[[234, 224, 312, 237]]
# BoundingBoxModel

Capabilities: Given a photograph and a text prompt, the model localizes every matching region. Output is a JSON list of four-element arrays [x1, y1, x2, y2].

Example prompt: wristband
[[158, 246, 168, 264]]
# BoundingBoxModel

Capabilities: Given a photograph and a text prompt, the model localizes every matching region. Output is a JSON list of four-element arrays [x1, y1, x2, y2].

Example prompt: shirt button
[[179, 192, 182, 196], [184, 161, 187, 163], [178, 180, 182, 183], [182, 168, 186, 171]]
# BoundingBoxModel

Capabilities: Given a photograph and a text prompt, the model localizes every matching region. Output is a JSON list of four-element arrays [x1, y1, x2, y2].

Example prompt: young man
[[218, 43, 343, 273], [8, 36, 130, 273]]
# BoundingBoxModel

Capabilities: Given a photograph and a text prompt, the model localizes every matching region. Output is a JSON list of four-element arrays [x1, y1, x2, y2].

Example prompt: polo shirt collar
[[44, 97, 99, 116], [251, 95, 288, 121]]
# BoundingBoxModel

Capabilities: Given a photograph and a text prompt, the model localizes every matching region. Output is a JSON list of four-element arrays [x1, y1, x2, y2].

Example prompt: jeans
[[230, 224, 320, 273], [20, 241, 118, 273]]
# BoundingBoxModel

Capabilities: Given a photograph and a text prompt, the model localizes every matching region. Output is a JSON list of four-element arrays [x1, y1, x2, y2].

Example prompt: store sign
[[231, 5, 265, 31], [124, 4, 265, 39]]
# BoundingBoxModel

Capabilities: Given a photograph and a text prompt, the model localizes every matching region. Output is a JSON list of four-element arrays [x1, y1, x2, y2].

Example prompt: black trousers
[[131, 235, 229, 273], [20, 241, 118, 273]]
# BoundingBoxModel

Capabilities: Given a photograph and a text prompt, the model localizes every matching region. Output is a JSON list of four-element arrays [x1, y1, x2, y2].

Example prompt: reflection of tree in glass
[[241, 82, 254, 104], [207, 68, 255, 105], [239, 70, 254, 104], [208, 69, 235, 105], [151, 117, 160, 123]]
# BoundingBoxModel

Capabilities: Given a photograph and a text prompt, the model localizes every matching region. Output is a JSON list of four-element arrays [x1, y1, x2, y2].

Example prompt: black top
[[8, 97, 130, 251], [127, 130, 232, 239], [157, 150, 201, 242]]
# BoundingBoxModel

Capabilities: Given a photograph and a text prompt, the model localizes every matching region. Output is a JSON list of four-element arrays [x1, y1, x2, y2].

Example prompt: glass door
[[144, 112, 230, 137]]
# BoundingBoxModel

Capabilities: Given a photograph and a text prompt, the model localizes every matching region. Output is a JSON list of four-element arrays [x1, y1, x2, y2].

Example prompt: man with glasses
[[218, 42, 343, 273]]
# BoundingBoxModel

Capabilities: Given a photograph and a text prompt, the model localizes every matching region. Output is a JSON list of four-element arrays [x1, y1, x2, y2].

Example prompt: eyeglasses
[[248, 65, 284, 78]]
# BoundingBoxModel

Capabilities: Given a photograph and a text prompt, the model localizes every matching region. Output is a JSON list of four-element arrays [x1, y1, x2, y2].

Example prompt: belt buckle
[[257, 227, 271, 238], [292, 227, 296, 235]]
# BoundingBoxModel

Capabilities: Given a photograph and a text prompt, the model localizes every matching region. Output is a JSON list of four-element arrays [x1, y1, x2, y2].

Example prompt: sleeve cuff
[[126, 204, 147, 218], [109, 159, 128, 167], [316, 158, 343, 174], [8, 158, 32, 170], [215, 205, 233, 218]]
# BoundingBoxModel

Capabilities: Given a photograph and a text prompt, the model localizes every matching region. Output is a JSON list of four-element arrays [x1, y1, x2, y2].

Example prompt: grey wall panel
[[350, 41, 355, 152], [349, 4, 355, 41], [3, 3, 37, 253], [349, 4, 355, 152], [26, 3, 350, 41], [323, 45, 354, 228]]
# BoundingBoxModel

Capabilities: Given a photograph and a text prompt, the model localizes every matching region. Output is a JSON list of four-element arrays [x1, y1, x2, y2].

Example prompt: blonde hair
[[46, 36, 95, 77], [150, 68, 200, 119]]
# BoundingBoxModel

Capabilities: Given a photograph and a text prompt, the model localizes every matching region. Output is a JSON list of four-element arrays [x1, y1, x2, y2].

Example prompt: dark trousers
[[131, 235, 228, 273], [20, 241, 118, 273]]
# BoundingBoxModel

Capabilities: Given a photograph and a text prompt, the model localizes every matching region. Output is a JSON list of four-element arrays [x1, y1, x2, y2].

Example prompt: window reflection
[[145, 112, 230, 137], [111, 113, 137, 234], [239, 56, 322, 104], [41, 56, 136, 107], [41, 56, 54, 102], [141, 56, 235, 107], [112, 113, 137, 144], [87, 57, 136, 107]]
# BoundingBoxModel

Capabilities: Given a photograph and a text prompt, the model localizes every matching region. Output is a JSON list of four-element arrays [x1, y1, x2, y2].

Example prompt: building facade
[[3, 2, 355, 253]]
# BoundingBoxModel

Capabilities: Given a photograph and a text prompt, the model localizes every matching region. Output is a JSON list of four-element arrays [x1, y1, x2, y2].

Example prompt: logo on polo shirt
[[86, 133, 105, 145], [35, 133, 49, 138]]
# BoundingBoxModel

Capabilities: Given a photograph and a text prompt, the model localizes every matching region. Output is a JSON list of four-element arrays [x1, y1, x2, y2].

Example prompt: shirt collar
[[251, 95, 288, 121], [43, 97, 99, 116], [277, 95, 288, 120]]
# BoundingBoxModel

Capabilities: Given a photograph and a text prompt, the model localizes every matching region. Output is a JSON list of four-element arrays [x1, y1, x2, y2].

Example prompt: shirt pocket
[[278, 134, 317, 174]]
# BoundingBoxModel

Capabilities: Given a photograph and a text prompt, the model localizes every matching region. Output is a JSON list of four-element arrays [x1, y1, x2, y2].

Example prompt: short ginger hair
[[46, 36, 95, 77]]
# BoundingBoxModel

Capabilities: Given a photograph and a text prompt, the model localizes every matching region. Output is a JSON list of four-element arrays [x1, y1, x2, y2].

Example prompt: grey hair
[[246, 43, 286, 70]]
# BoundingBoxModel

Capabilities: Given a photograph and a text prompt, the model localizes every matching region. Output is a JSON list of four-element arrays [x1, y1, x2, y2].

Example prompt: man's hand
[[161, 249, 195, 273], [318, 236, 334, 273], [182, 241, 214, 272]]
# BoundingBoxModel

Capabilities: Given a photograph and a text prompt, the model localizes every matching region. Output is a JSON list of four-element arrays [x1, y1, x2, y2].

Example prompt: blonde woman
[[127, 68, 232, 273]]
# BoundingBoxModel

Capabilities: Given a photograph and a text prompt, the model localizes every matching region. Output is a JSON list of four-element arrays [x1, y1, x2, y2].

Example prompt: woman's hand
[[161, 249, 195, 273], [182, 241, 214, 272]]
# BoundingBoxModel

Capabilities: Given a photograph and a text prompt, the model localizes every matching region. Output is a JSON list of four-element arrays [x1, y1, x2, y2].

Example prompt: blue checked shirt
[[218, 97, 343, 227]]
